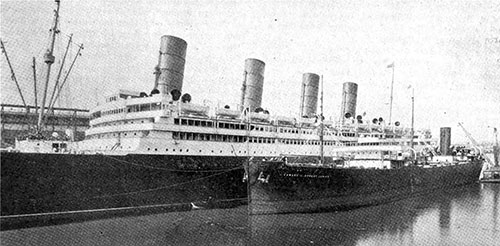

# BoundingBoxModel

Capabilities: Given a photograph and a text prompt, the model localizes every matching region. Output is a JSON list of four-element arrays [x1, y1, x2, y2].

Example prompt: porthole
[[199, 150, 202, 152], [155, 148, 158, 151], [186, 149, 189, 152], [180, 149, 182, 152], [147, 148, 151, 151], [166, 149, 168, 151]]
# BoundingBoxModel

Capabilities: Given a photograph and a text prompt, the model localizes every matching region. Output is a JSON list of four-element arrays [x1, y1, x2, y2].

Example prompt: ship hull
[[249, 159, 483, 214], [1, 152, 247, 218]]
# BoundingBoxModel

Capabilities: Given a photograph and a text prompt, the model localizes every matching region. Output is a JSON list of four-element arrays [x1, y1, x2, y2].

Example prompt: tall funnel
[[240, 58, 265, 112], [340, 82, 358, 124], [156, 35, 187, 95], [440, 127, 451, 155], [299, 73, 319, 118]]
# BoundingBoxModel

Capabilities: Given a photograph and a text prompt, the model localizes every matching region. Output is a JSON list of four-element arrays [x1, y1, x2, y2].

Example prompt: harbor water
[[1, 182, 498, 245]]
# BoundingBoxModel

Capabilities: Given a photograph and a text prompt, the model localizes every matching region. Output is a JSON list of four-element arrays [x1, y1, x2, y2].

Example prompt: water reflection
[[250, 183, 499, 245], [1, 184, 497, 245]]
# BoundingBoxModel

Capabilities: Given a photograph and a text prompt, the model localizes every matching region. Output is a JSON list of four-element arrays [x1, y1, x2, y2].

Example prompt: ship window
[[181, 119, 187, 125], [179, 149, 182, 152], [166, 149, 168, 151], [207, 121, 213, 127], [174, 118, 180, 125], [151, 103, 161, 111], [155, 148, 158, 151]]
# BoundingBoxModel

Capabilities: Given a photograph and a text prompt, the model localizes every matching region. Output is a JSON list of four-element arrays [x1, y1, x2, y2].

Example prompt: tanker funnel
[[156, 35, 187, 95], [340, 82, 358, 124], [299, 73, 319, 118], [240, 58, 265, 112], [440, 127, 451, 156]]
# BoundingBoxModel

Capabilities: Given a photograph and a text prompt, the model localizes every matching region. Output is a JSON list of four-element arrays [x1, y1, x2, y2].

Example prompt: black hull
[[1, 152, 247, 220], [249, 159, 483, 214]]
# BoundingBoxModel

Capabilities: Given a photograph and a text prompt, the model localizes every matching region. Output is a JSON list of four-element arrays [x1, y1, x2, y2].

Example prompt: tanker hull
[[249, 159, 483, 214]]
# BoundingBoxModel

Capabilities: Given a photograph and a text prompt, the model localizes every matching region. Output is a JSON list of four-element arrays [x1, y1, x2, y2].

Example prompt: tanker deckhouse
[[2, 35, 433, 221]]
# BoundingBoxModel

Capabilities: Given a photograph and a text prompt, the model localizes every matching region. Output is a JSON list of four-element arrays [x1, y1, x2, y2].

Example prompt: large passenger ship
[[1, 1, 450, 230], [1, 34, 437, 224]]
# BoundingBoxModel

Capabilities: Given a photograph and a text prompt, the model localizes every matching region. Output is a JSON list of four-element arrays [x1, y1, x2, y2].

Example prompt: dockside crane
[[458, 122, 495, 179]]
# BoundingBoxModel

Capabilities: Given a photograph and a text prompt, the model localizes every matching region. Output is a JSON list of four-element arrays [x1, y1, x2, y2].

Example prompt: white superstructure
[[68, 90, 435, 157]]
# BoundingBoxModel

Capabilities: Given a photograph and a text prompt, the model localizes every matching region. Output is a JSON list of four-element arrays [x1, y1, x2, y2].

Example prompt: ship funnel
[[240, 58, 265, 112], [299, 73, 319, 118], [340, 82, 358, 124], [155, 35, 187, 95], [439, 127, 451, 156]]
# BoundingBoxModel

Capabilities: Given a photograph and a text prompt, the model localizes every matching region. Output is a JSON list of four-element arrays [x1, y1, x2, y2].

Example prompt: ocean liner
[[0, 31, 438, 227], [1, 0, 474, 229]]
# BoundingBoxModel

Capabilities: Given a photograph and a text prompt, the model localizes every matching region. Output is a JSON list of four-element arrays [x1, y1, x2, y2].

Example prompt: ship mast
[[1, 40, 28, 111], [32, 57, 39, 115], [47, 34, 72, 111], [47, 42, 83, 114], [320, 75, 324, 165], [410, 87, 414, 150], [388, 63, 395, 125], [37, 0, 61, 133], [493, 127, 499, 167]]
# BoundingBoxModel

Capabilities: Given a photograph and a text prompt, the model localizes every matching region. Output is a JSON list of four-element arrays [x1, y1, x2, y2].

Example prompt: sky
[[1, 0, 499, 143]]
